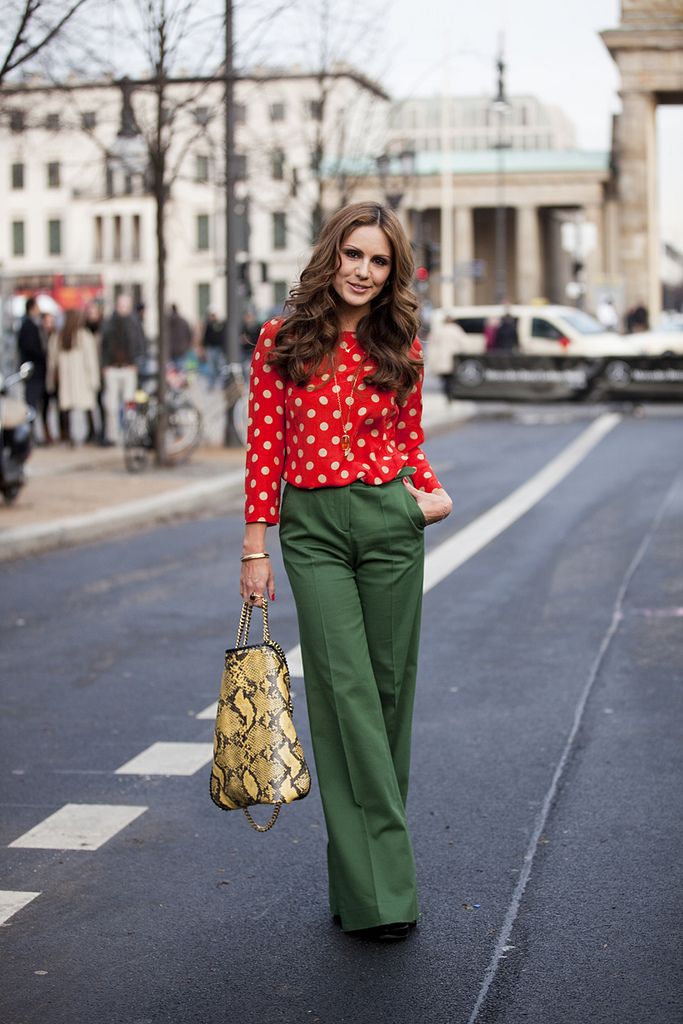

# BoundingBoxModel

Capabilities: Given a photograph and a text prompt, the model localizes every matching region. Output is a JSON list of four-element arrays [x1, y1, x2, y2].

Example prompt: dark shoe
[[353, 921, 416, 942]]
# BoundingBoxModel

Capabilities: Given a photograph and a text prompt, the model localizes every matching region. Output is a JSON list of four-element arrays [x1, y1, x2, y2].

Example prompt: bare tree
[[0, 0, 91, 88], [103, 0, 225, 463], [235, 0, 390, 243]]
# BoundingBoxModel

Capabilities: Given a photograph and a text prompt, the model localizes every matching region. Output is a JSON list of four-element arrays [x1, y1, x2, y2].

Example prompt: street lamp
[[110, 77, 148, 183], [491, 45, 511, 304], [376, 148, 416, 211]]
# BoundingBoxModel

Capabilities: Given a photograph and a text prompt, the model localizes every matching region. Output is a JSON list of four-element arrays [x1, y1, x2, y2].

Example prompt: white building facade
[[0, 67, 388, 337]]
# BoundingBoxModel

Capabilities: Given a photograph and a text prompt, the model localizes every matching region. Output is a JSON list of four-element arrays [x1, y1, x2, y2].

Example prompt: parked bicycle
[[122, 367, 202, 473]]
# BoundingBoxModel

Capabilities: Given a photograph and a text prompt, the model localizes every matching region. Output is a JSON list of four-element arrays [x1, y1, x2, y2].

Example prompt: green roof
[[323, 150, 610, 178]]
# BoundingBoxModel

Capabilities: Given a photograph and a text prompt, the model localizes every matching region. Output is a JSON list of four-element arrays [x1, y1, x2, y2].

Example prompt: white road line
[[0, 890, 41, 926], [196, 702, 218, 720], [8, 804, 147, 851], [115, 741, 213, 776], [282, 413, 621, 678]]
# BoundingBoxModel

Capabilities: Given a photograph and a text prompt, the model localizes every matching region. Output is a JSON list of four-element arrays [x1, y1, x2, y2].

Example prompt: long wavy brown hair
[[268, 202, 421, 403]]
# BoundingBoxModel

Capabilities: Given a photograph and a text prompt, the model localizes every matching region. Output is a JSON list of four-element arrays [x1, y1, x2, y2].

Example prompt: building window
[[10, 110, 25, 133], [269, 102, 285, 122], [48, 219, 62, 256], [235, 103, 246, 125], [197, 283, 211, 321], [12, 221, 25, 257], [272, 212, 286, 250], [47, 162, 61, 188], [304, 99, 323, 121], [271, 149, 285, 181], [234, 153, 247, 180], [45, 112, 60, 131], [193, 106, 211, 126], [11, 163, 24, 189], [196, 154, 209, 183], [273, 281, 288, 307], [196, 213, 210, 251], [82, 110, 97, 130], [113, 215, 122, 261], [132, 214, 141, 261], [94, 216, 103, 261]]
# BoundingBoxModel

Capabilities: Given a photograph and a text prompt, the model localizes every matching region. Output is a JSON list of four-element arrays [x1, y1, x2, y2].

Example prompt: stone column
[[583, 202, 604, 311], [439, 193, 455, 308], [515, 205, 542, 304], [454, 204, 474, 305], [615, 90, 660, 323]]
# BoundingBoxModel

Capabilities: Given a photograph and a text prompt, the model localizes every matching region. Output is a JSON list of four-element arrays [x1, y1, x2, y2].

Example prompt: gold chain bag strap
[[209, 599, 311, 832]]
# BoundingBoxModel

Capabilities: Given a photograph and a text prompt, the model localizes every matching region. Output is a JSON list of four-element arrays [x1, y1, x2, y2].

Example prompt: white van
[[428, 305, 683, 398], [431, 305, 647, 359]]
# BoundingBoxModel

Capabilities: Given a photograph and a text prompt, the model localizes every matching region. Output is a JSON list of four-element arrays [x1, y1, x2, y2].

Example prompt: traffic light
[[416, 266, 429, 282]]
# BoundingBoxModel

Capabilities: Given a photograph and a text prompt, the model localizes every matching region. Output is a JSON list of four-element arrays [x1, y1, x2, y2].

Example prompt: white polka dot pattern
[[244, 320, 441, 524]]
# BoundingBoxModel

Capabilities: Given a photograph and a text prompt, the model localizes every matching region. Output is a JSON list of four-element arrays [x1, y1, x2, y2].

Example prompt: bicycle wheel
[[165, 400, 202, 460]]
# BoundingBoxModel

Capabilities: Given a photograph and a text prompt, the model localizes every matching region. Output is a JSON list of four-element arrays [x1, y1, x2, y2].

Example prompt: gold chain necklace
[[332, 340, 364, 455]]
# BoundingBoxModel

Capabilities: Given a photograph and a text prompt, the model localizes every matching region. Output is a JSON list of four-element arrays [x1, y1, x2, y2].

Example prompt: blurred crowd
[[15, 296, 258, 446]]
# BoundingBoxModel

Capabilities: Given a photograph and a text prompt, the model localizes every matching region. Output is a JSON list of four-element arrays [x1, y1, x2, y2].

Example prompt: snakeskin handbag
[[209, 599, 311, 832]]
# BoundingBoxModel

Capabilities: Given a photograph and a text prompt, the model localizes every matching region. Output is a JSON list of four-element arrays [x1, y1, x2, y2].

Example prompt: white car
[[431, 305, 649, 359]]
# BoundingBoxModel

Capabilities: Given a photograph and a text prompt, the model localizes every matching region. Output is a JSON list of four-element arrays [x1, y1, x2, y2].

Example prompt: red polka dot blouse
[[244, 318, 442, 524]]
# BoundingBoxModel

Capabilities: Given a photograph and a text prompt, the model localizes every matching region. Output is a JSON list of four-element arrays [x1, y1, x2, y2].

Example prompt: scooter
[[0, 361, 34, 503]]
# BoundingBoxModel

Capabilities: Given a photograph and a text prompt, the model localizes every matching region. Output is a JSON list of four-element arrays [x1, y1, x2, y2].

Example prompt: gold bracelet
[[240, 552, 270, 562]]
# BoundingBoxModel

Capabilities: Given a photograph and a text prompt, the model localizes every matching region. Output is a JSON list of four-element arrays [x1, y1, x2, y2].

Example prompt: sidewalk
[[0, 393, 476, 561]]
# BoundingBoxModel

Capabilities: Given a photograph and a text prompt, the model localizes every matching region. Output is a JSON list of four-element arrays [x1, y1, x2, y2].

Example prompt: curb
[[0, 401, 476, 562], [0, 469, 244, 562]]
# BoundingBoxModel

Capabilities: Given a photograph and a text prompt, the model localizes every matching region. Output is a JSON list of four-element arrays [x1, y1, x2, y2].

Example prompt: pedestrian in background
[[484, 316, 500, 351], [41, 311, 60, 440], [626, 302, 649, 334], [597, 295, 619, 332], [167, 303, 193, 369], [494, 309, 518, 350], [17, 296, 52, 443], [83, 301, 105, 443], [426, 314, 467, 400], [46, 309, 100, 445], [240, 201, 452, 941], [101, 294, 145, 444], [200, 306, 226, 389]]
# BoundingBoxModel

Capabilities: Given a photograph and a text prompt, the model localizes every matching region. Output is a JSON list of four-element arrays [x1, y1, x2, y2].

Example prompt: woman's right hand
[[240, 557, 275, 607]]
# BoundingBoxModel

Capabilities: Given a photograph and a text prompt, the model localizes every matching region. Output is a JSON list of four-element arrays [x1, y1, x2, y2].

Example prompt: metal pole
[[224, 0, 242, 445], [224, 0, 239, 365], [495, 139, 506, 303], [493, 44, 508, 304]]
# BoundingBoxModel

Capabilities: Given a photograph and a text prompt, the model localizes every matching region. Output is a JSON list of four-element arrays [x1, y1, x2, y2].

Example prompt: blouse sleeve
[[244, 320, 287, 524], [395, 338, 442, 492]]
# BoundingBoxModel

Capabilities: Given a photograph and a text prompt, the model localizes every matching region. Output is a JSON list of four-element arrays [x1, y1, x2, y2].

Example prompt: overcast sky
[[235, 0, 682, 247]]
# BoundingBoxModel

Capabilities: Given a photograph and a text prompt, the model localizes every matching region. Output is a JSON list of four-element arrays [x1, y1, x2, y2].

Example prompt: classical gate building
[[602, 0, 683, 323]]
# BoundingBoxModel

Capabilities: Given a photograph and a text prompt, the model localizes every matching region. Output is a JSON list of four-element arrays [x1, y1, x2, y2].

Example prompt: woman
[[46, 309, 100, 444], [240, 202, 452, 941]]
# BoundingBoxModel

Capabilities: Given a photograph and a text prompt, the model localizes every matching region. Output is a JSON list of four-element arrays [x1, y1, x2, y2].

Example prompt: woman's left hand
[[403, 479, 453, 526]]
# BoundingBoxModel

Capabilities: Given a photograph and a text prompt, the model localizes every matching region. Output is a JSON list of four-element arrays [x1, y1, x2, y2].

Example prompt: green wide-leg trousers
[[279, 470, 425, 932]]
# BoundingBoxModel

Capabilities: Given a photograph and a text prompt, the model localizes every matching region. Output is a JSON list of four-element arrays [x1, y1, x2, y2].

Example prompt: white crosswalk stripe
[[9, 804, 147, 851], [115, 741, 213, 776], [195, 701, 217, 720], [0, 890, 41, 926]]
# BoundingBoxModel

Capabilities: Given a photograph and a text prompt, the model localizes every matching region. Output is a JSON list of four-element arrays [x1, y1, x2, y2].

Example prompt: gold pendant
[[341, 434, 350, 452]]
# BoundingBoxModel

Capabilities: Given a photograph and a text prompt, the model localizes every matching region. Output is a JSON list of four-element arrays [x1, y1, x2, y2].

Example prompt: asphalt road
[[1, 406, 682, 1024]]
